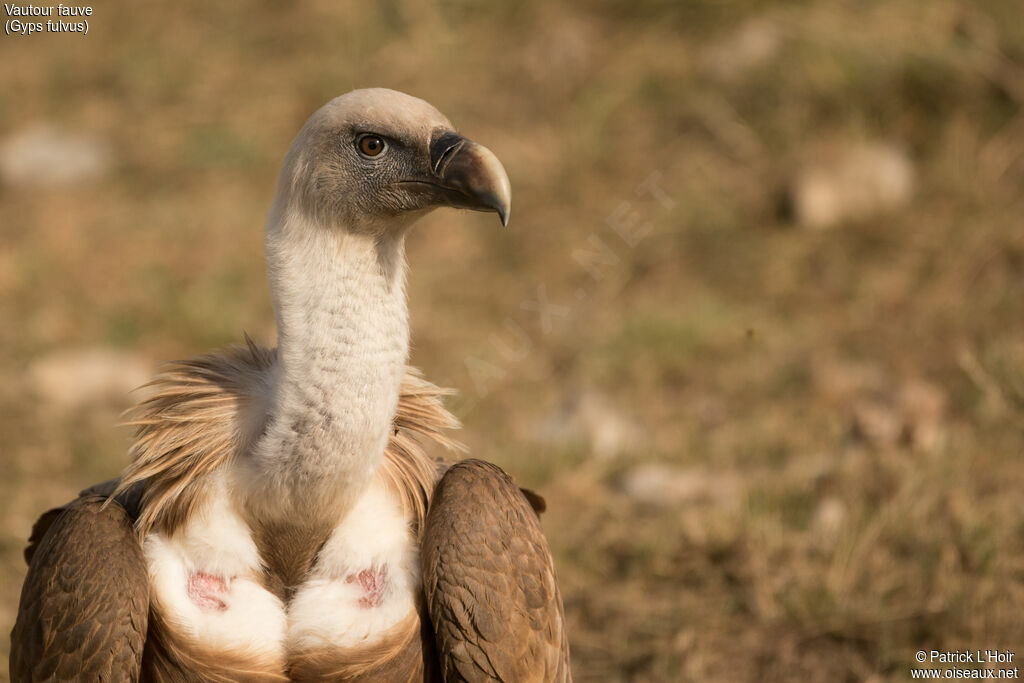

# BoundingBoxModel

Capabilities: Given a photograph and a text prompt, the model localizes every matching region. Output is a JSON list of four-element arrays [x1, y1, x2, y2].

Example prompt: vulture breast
[[143, 471, 424, 678]]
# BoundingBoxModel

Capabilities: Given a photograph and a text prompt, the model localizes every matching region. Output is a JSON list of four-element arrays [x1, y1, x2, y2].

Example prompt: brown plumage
[[12, 496, 149, 682], [424, 461, 571, 682]]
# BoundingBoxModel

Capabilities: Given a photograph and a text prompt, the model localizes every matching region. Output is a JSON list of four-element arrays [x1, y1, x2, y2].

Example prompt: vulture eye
[[357, 134, 387, 158]]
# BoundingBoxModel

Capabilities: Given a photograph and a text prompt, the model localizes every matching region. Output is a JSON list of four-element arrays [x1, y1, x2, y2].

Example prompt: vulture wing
[[421, 459, 571, 682], [10, 494, 149, 682]]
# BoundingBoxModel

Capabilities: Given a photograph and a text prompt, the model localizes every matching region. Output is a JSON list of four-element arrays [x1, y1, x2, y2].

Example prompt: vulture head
[[272, 87, 511, 235]]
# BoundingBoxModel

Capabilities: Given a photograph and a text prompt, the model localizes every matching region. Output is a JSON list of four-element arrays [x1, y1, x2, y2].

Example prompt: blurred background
[[2, 1, 1023, 680]]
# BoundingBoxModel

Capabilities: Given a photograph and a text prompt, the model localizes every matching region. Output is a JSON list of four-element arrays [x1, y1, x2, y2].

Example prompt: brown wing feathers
[[11, 496, 149, 682], [422, 460, 572, 682]]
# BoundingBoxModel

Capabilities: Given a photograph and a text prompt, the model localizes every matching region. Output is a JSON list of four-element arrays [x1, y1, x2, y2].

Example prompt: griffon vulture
[[11, 88, 571, 682]]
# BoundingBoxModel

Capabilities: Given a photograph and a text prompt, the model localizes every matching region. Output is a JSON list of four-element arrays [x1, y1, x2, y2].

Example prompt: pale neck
[[243, 208, 410, 526]]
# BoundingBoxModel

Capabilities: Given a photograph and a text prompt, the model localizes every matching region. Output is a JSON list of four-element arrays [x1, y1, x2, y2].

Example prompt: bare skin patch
[[346, 566, 388, 609], [187, 571, 229, 611]]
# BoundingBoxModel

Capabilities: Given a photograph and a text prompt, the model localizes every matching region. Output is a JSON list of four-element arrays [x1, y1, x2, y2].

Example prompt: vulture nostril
[[433, 141, 463, 176]]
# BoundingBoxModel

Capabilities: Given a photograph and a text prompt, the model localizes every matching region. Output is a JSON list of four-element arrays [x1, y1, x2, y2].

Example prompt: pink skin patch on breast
[[345, 566, 388, 609], [187, 571, 229, 611]]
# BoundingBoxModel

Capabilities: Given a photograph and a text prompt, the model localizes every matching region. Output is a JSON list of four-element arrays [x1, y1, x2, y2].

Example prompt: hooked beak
[[406, 131, 511, 226]]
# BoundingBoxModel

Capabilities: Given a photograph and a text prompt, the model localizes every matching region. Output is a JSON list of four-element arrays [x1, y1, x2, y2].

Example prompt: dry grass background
[[2, 1, 1024, 680]]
